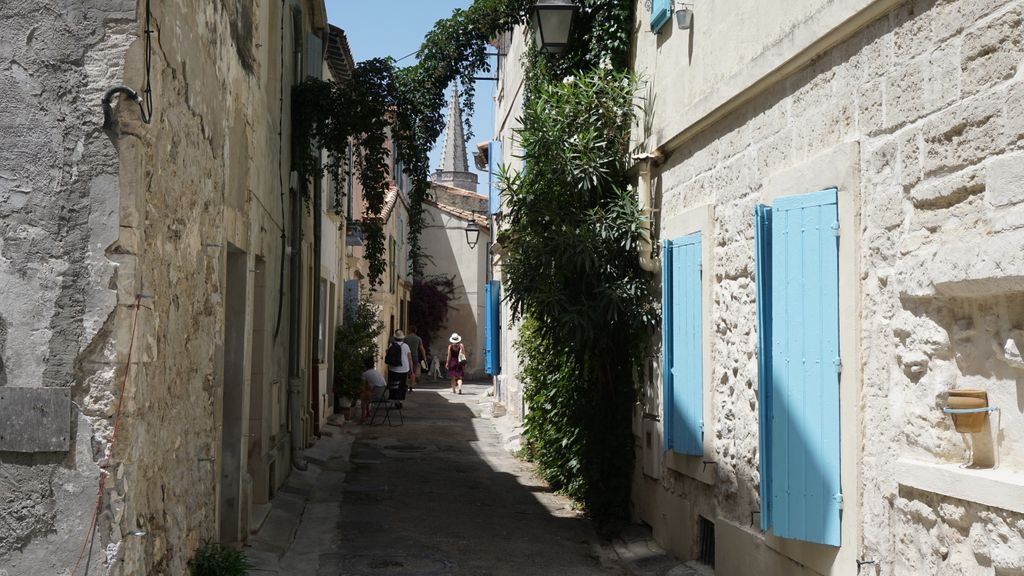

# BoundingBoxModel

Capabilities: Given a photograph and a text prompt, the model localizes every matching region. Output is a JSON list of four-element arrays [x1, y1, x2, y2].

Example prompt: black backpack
[[384, 341, 403, 367]]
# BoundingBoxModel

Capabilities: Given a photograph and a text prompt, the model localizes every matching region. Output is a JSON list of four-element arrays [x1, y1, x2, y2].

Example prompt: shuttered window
[[662, 232, 703, 456], [755, 188, 842, 547], [485, 280, 501, 375], [488, 140, 503, 215], [651, 0, 672, 32]]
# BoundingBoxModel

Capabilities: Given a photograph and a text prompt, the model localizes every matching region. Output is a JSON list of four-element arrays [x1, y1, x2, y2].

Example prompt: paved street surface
[[247, 379, 635, 576]]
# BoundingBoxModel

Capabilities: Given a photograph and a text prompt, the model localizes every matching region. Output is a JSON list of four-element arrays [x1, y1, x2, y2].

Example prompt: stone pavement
[[247, 378, 699, 576]]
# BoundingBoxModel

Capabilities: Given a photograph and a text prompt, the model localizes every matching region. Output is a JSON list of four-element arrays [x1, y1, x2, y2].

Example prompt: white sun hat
[[449, 333, 462, 344]]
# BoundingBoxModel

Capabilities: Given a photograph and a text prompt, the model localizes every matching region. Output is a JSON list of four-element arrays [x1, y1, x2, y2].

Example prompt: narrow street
[[247, 380, 631, 576]]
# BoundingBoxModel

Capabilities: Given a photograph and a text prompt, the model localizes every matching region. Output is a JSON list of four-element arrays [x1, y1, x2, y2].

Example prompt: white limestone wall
[[633, 0, 1024, 574], [493, 26, 530, 417]]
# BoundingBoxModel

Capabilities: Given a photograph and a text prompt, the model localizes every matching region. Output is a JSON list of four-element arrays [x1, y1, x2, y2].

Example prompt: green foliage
[[292, 58, 397, 286], [502, 2, 649, 530], [333, 295, 384, 400], [409, 274, 457, 350], [189, 540, 250, 576]]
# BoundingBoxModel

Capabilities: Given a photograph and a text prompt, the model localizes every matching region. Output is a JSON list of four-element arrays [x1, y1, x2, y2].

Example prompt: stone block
[[892, 0, 938, 63], [985, 153, 1024, 207], [922, 91, 1006, 177], [924, 40, 961, 112], [1006, 80, 1024, 146], [933, 0, 1010, 42], [911, 166, 984, 209], [885, 58, 928, 130], [960, 7, 1024, 96], [857, 78, 886, 136]]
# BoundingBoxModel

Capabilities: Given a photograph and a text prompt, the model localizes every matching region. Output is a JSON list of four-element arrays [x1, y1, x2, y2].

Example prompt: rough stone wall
[[645, 0, 1024, 573], [2, 0, 301, 573], [0, 0, 132, 571]]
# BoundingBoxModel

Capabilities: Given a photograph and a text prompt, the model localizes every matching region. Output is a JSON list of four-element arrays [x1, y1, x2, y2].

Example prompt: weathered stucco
[[633, 0, 1024, 574], [1, 0, 327, 573]]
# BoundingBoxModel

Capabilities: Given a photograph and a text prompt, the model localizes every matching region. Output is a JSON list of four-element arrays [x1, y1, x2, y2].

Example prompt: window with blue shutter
[[755, 188, 841, 547], [651, 0, 672, 32], [662, 232, 703, 456], [485, 280, 501, 375], [488, 140, 503, 215]]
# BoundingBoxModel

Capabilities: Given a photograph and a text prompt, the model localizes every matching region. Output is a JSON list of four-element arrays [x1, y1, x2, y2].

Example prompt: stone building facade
[[631, 0, 1024, 574], [0, 0, 344, 573]]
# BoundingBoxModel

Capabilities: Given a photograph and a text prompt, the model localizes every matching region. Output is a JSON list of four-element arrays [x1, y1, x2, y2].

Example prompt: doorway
[[220, 246, 247, 543]]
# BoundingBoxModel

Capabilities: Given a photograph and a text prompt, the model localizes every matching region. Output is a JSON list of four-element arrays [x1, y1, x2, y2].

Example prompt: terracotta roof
[[424, 199, 488, 227], [325, 25, 354, 83]]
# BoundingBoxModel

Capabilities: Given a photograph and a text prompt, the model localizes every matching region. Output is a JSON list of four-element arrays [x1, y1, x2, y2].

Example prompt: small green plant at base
[[189, 540, 251, 576]]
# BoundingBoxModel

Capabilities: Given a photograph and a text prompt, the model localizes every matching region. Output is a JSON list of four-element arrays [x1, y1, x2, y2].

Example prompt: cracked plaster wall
[[1, 0, 303, 574], [634, 0, 1024, 574]]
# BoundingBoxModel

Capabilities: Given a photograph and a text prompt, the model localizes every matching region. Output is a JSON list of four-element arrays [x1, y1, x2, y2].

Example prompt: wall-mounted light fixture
[[530, 0, 577, 54], [465, 215, 482, 249]]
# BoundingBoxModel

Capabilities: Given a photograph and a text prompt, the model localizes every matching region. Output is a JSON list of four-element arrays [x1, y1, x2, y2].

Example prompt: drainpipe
[[288, 183, 308, 471], [635, 151, 663, 273]]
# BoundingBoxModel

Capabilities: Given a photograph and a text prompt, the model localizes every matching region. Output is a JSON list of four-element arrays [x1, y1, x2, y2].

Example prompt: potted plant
[[334, 295, 383, 417]]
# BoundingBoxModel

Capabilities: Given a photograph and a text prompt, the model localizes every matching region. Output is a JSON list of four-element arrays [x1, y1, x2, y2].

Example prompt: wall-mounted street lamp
[[465, 218, 481, 249], [530, 0, 577, 54]]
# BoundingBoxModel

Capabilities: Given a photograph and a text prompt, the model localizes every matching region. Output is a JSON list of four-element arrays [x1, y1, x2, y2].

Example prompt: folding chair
[[369, 384, 404, 426]]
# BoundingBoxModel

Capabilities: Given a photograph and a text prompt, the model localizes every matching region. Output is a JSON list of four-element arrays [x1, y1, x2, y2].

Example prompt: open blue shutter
[[754, 205, 773, 533], [651, 0, 672, 32], [769, 188, 841, 546], [488, 140, 503, 215], [485, 280, 500, 375], [670, 233, 703, 456], [661, 240, 673, 452]]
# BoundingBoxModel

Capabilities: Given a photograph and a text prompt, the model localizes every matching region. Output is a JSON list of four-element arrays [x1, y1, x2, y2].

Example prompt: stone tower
[[432, 84, 479, 192]]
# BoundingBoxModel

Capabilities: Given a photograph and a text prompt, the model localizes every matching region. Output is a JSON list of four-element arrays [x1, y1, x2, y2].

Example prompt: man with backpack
[[384, 329, 412, 404]]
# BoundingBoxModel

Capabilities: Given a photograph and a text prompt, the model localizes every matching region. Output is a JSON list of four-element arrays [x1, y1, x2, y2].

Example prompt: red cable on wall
[[71, 295, 143, 576]]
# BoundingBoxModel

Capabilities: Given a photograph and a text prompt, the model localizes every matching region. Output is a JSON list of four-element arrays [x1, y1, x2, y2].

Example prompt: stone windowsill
[[896, 458, 1024, 514]]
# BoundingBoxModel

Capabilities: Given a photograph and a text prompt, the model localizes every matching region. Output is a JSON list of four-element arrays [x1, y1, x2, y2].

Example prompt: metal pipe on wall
[[288, 180, 307, 471]]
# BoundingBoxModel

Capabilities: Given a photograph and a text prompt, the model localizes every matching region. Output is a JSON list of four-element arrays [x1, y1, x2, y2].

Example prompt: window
[[389, 235, 396, 293], [488, 140, 503, 215], [650, 0, 672, 32], [485, 280, 501, 375], [317, 278, 327, 362], [755, 188, 841, 547], [661, 232, 703, 456]]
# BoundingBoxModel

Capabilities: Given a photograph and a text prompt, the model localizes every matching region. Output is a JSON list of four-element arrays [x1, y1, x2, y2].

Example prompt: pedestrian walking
[[446, 333, 466, 394], [404, 325, 426, 392], [384, 329, 412, 404]]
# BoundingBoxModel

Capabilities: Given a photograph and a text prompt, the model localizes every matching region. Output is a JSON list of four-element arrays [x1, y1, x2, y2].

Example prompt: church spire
[[433, 84, 479, 192]]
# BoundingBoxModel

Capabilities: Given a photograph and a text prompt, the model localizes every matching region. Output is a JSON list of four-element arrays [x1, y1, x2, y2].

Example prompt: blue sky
[[325, 0, 496, 188]]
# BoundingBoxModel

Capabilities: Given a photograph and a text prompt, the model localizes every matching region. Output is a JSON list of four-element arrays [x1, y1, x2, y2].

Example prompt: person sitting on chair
[[359, 356, 386, 424]]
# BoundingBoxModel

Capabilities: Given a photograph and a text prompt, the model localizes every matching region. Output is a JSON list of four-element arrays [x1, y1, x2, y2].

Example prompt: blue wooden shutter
[[488, 140, 503, 215], [754, 204, 773, 533], [307, 34, 323, 79], [485, 280, 501, 375], [663, 233, 703, 456], [661, 240, 673, 452], [651, 0, 672, 32], [768, 188, 841, 546]]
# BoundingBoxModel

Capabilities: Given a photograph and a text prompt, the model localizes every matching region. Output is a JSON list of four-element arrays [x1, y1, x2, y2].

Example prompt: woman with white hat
[[446, 333, 466, 394]]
